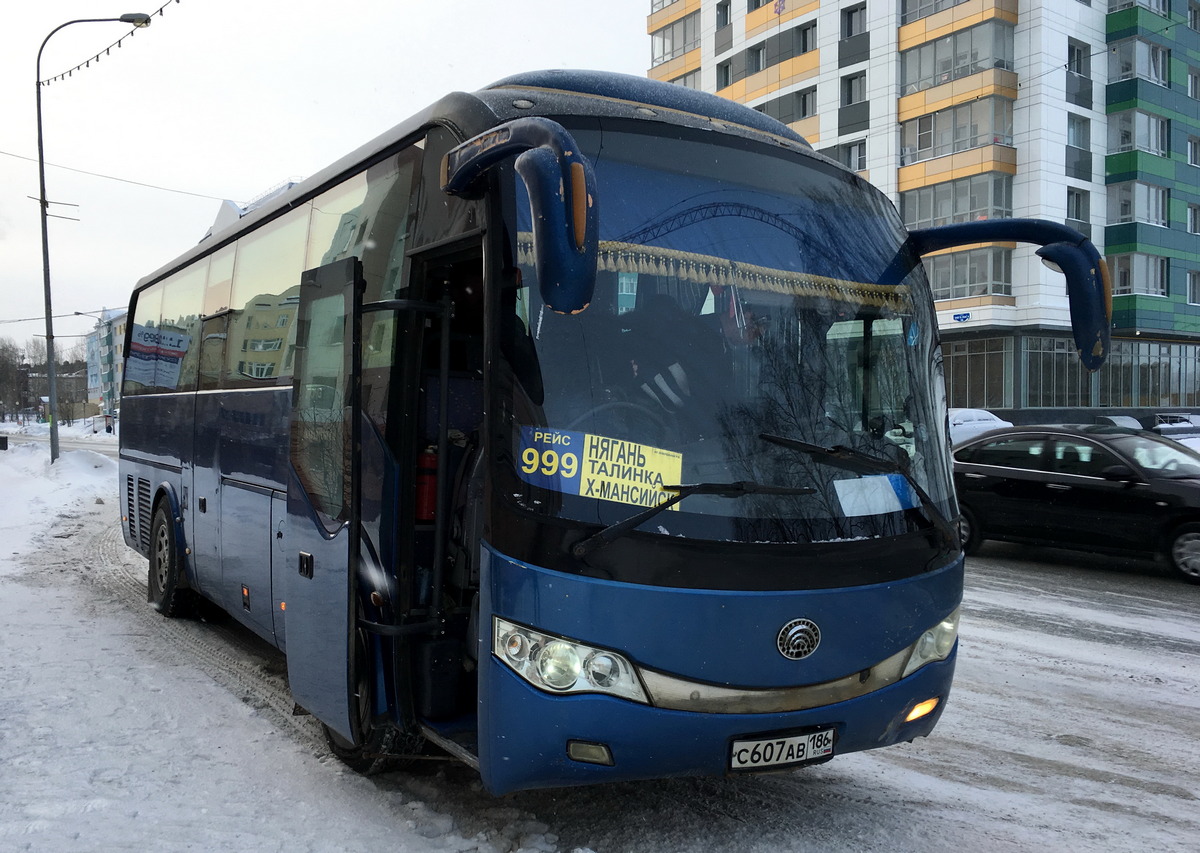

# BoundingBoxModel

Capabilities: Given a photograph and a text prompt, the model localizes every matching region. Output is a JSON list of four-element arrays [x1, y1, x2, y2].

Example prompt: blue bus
[[120, 70, 1110, 794]]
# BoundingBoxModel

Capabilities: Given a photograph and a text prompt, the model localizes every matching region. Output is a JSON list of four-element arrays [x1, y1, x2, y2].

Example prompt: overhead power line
[[0, 148, 225, 201]]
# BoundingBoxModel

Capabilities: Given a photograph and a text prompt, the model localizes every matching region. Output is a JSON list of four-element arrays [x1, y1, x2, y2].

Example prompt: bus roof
[[134, 70, 815, 292]]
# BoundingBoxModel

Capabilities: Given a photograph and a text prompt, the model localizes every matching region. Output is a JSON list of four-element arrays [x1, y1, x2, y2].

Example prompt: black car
[[952, 424, 1200, 583]]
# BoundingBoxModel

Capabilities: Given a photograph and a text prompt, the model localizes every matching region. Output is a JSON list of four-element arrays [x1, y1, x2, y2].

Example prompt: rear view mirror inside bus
[[441, 116, 598, 315]]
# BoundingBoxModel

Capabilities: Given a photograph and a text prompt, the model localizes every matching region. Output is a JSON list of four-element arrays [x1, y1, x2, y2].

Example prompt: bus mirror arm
[[907, 219, 1112, 372], [442, 117, 598, 315]]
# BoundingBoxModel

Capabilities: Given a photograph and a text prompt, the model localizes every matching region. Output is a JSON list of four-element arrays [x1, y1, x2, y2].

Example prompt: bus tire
[[322, 630, 401, 774], [958, 505, 983, 556], [148, 504, 194, 617], [1166, 523, 1200, 584]]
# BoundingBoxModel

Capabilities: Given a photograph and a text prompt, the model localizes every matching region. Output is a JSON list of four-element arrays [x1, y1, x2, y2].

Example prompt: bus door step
[[418, 722, 479, 769]]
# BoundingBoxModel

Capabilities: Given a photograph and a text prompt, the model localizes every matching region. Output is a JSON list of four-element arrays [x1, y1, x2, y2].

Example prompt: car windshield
[[497, 120, 954, 545], [1110, 435, 1200, 478]]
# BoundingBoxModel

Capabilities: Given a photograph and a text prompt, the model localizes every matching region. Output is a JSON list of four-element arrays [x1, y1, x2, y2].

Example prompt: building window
[[1067, 114, 1090, 149], [1190, 67, 1200, 99], [1191, 1, 1200, 30], [716, 61, 731, 90], [748, 0, 769, 10], [756, 86, 818, 124], [900, 173, 1013, 230], [1108, 110, 1169, 156], [1110, 39, 1169, 87], [1067, 38, 1090, 77], [1099, 339, 1200, 408], [1189, 204, 1200, 235], [1108, 182, 1169, 227], [900, 21, 1015, 94], [925, 247, 1013, 300], [842, 71, 867, 106], [945, 337, 1013, 409], [1190, 271, 1200, 305], [716, 1, 731, 29], [671, 70, 700, 89], [1023, 337, 1092, 409], [1112, 0, 1169, 14], [1067, 188, 1089, 229], [651, 12, 700, 66], [841, 140, 867, 171], [842, 3, 867, 38], [900, 0, 968, 25], [1110, 254, 1168, 296], [650, 0, 676, 11], [899, 97, 1014, 165], [747, 44, 767, 75], [797, 21, 817, 54], [1190, 136, 1200, 166]]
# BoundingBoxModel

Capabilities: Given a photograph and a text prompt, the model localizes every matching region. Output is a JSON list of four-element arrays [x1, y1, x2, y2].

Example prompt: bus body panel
[[476, 637, 954, 795], [119, 393, 189, 560], [483, 546, 962, 687], [189, 392, 222, 598]]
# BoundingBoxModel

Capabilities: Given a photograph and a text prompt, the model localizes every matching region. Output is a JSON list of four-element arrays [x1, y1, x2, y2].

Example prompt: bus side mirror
[[441, 117, 598, 314], [907, 219, 1112, 371]]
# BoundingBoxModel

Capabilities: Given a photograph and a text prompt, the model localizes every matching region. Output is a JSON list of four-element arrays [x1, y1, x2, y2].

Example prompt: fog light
[[906, 697, 940, 722], [567, 740, 614, 766]]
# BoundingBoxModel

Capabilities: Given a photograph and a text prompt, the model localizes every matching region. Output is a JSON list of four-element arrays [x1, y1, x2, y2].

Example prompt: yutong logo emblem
[[777, 619, 821, 660]]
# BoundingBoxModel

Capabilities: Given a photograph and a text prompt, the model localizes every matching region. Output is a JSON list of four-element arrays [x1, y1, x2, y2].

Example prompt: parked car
[[952, 424, 1200, 583], [947, 408, 1013, 446]]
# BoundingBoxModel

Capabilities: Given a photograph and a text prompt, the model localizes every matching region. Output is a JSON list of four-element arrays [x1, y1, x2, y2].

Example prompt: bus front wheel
[[149, 504, 194, 617], [322, 630, 402, 774]]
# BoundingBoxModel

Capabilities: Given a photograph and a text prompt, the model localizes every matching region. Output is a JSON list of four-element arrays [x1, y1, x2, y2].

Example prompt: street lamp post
[[36, 13, 150, 462]]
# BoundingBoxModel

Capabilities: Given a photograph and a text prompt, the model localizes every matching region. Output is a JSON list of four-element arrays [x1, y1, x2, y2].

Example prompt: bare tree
[[0, 338, 21, 421]]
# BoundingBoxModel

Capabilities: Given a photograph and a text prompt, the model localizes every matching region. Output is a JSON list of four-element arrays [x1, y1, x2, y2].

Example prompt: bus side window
[[198, 315, 229, 392], [160, 261, 205, 393], [226, 207, 310, 388]]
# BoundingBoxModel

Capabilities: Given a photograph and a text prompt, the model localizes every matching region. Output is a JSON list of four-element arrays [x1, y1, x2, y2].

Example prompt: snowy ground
[[1, 425, 1198, 852]]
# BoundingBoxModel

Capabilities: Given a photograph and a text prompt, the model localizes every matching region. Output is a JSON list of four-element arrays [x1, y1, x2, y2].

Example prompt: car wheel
[[1167, 523, 1200, 584], [148, 504, 195, 617], [958, 505, 983, 556]]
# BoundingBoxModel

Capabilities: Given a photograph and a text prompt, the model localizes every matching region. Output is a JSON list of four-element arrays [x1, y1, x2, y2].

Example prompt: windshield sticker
[[834, 475, 918, 518], [519, 426, 683, 509]]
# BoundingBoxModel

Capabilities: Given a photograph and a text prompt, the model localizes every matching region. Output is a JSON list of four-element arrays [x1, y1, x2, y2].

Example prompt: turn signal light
[[906, 697, 940, 722]]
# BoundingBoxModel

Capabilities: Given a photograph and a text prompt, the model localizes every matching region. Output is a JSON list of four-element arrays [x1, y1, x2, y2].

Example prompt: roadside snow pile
[[0, 443, 115, 568]]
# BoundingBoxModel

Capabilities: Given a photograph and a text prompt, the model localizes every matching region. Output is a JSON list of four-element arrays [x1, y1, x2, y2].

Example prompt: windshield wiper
[[571, 480, 816, 559], [758, 432, 957, 550]]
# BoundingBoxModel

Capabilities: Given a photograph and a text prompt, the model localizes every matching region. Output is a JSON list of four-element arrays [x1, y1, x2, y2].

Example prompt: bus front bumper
[[476, 650, 955, 795]]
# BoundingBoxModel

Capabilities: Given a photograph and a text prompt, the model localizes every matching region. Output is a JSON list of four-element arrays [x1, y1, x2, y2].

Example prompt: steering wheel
[[566, 401, 672, 443]]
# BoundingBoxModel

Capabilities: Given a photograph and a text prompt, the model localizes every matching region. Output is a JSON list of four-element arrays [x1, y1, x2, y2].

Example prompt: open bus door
[[284, 252, 462, 760], [283, 257, 362, 743]]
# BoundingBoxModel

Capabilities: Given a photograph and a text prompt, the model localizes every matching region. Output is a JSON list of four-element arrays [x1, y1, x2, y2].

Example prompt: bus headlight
[[901, 608, 960, 678], [494, 617, 648, 703]]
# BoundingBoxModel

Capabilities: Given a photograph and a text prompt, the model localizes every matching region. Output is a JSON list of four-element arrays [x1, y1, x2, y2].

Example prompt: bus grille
[[126, 475, 153, 552]]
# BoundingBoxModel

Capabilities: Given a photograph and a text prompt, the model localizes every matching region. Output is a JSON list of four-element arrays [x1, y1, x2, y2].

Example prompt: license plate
[[729, 729, 835, 771]]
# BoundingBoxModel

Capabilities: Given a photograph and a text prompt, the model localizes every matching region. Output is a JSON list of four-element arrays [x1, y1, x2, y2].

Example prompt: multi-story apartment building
[[84, 308, 127, 416], [648, 0, 1200, 421]]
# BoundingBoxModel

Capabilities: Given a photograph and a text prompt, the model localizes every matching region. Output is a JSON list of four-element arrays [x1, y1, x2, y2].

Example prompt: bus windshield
[[500, 121, 954, 547]]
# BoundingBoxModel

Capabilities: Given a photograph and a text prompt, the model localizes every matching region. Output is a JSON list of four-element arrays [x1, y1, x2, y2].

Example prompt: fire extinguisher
[[416, 446, 438, 522]]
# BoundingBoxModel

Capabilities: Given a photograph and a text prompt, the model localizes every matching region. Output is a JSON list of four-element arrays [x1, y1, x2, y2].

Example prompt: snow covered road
[[1, 441, 1197, 852]]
